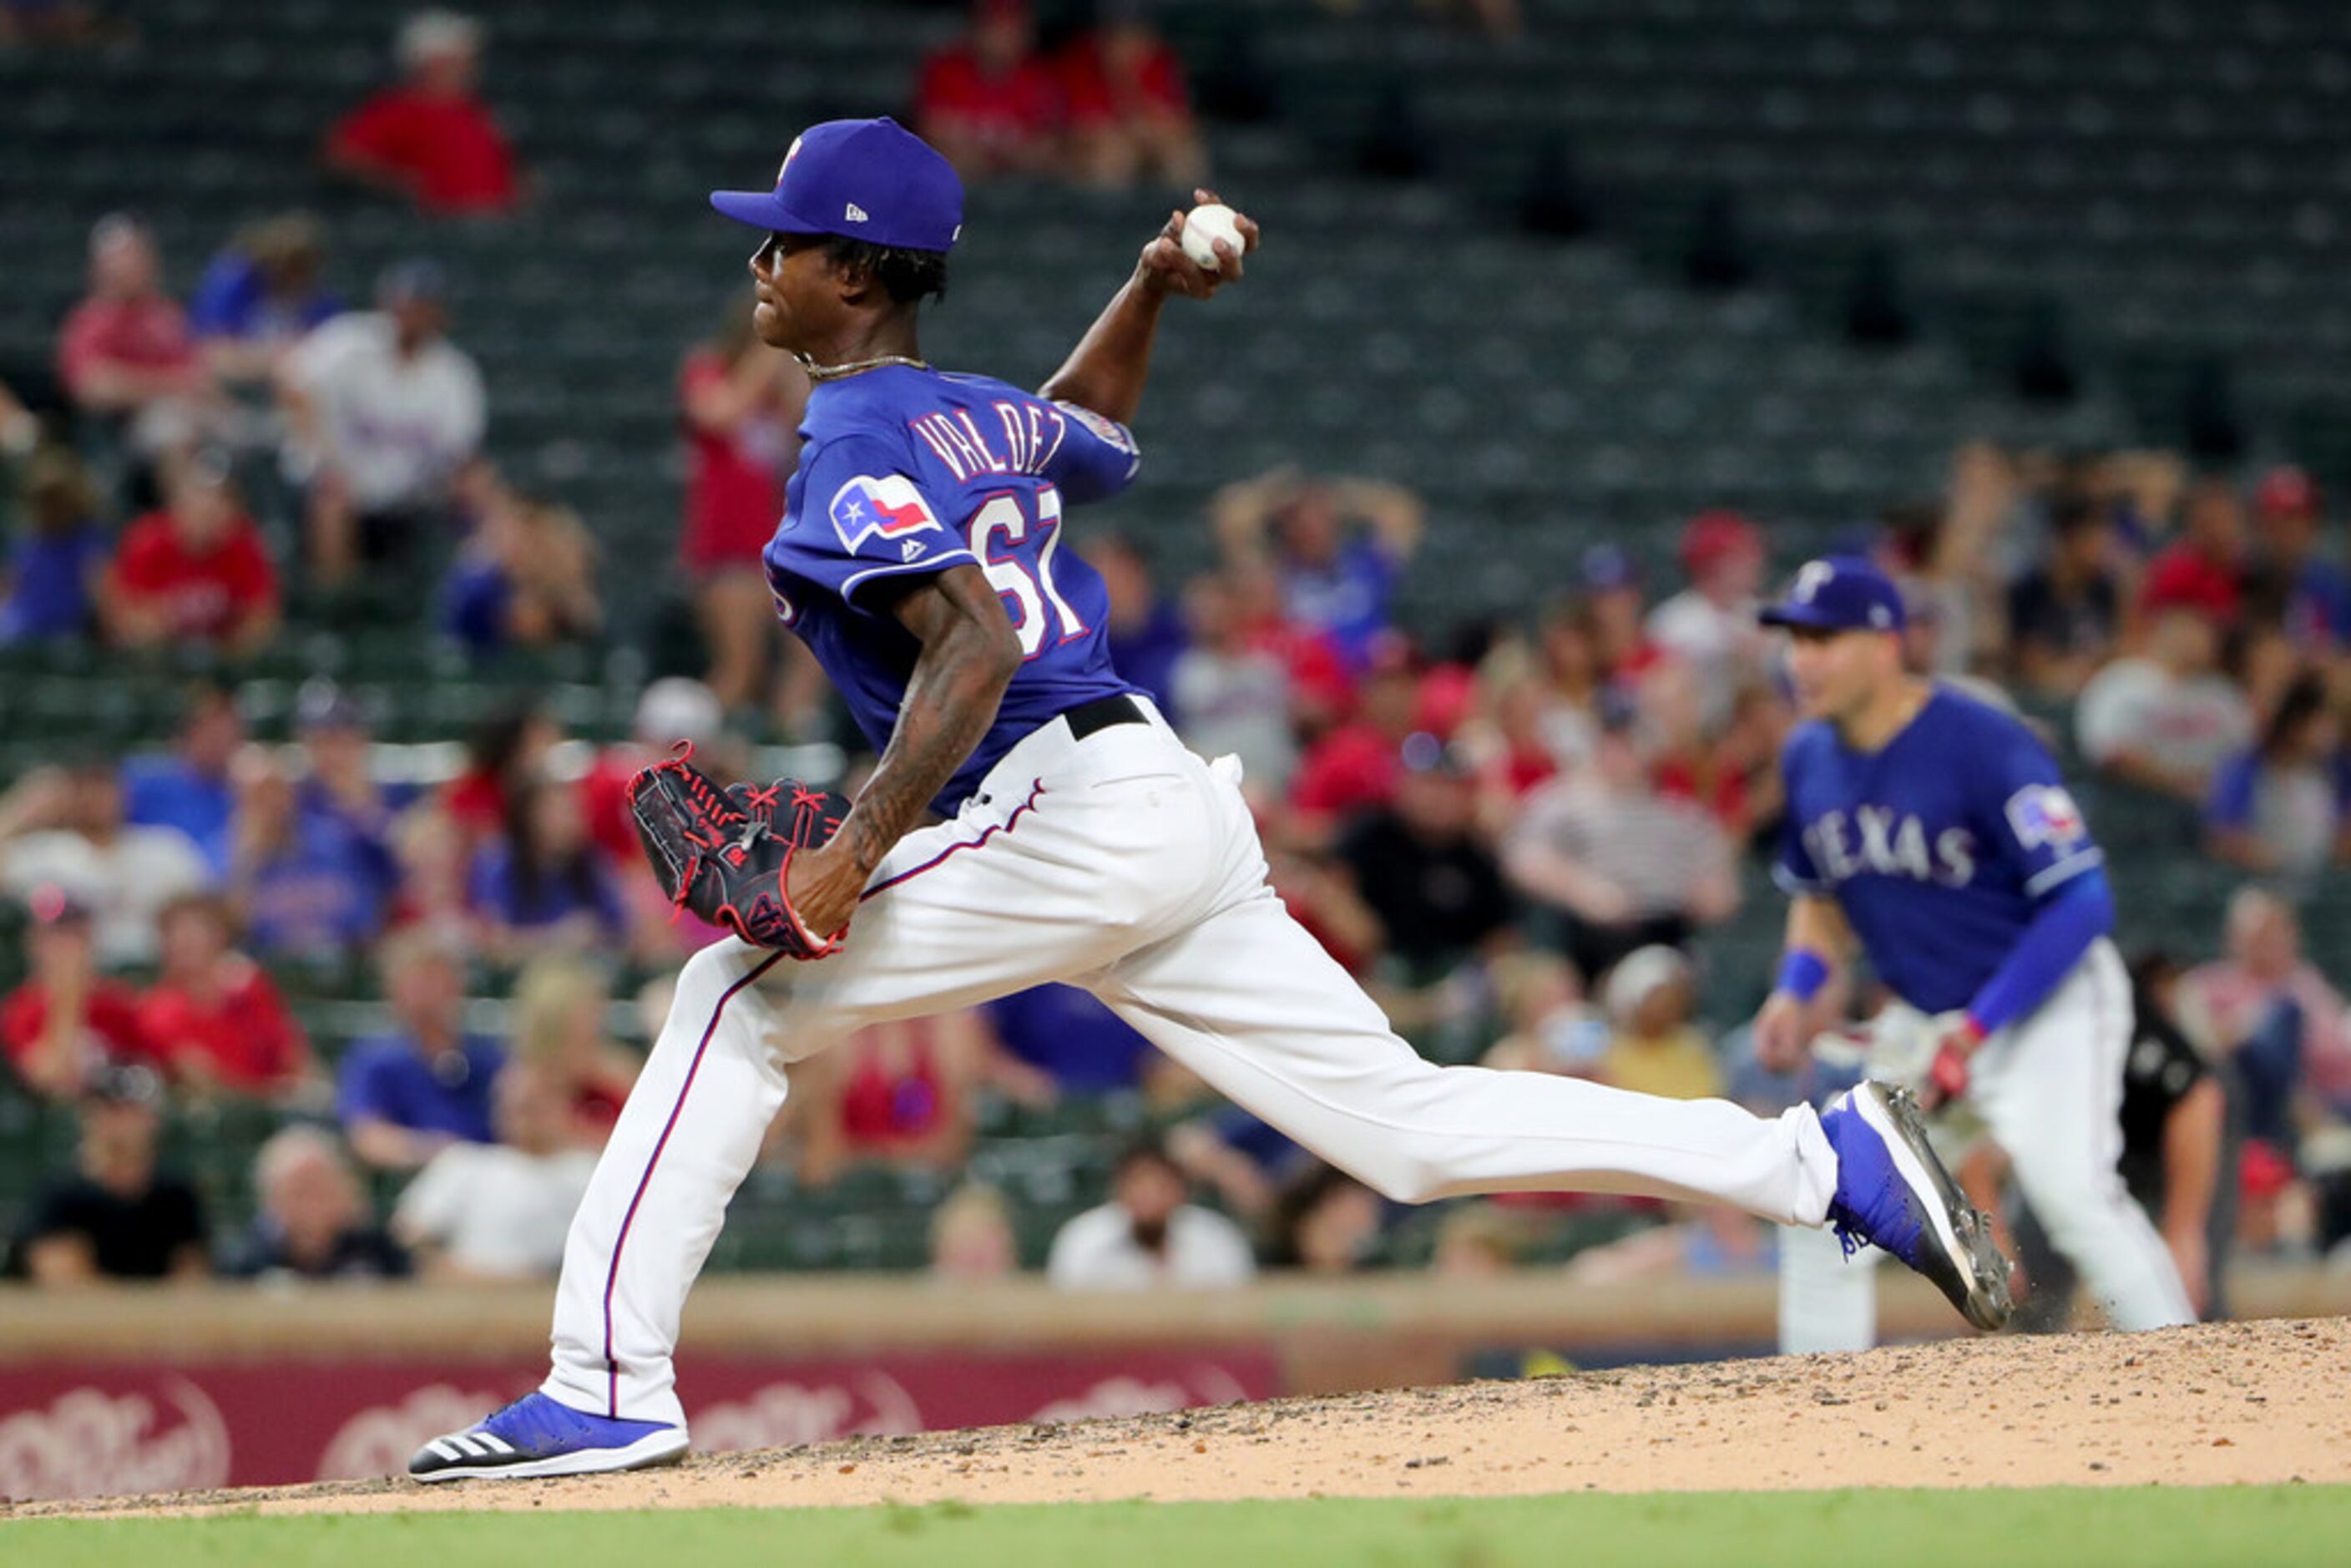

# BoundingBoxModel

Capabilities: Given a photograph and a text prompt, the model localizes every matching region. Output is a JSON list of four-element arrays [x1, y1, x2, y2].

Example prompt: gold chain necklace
[[796, 352, 930, 382]]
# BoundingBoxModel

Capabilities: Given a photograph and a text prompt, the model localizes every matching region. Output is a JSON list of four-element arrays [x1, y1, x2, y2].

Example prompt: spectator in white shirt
[[2075, 607, 2253, 802], [280, 258, 485, 585], [392, 1060, 597, 1280], [1646, 509, 1771, 728], [0, 756, 211, 967], [1171, 569, 1298, 801], [1046, 1137, 1256, 1290]]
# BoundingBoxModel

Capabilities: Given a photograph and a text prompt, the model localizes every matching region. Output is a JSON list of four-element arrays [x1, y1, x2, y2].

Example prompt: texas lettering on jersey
[[1799, 807, 1976, 888], [1777, 685, 2107, 1014]]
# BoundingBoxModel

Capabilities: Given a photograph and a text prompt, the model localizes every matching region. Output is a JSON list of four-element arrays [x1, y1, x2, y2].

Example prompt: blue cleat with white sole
[[408, 1393, 689, 1482], [1821, 1081, 2012, 1331]]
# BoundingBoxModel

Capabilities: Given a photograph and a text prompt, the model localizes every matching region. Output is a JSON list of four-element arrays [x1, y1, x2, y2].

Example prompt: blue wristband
[[1776, 948, 1830, 1003]]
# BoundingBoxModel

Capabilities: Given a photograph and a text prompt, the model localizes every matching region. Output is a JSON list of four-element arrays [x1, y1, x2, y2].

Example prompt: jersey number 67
[[968, 488, 1088, 660]]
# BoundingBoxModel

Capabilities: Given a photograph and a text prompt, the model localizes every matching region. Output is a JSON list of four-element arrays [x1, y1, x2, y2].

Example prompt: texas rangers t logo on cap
[[1761, 554, 1908, 633]]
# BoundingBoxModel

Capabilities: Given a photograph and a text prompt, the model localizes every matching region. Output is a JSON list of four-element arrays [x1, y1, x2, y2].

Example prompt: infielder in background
[[411, 119, 2007, 1483], [1753, 555, 2196, 1351]]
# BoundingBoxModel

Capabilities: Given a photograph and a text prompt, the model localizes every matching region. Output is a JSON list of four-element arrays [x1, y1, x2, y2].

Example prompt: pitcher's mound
[[21, 1318, 2348, 1518]]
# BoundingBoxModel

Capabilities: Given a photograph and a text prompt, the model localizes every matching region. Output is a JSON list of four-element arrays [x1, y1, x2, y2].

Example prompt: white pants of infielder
[[1777, 938, 2194, 1353], [544, 701, 1842, 1426]]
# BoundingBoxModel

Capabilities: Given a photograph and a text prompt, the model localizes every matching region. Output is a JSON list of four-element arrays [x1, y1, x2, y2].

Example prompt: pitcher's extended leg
[[1095, 888, 1839, 1224], [543, 938, 788, 1426]]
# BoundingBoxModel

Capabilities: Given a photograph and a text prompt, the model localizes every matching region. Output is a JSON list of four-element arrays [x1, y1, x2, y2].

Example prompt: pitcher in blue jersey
[[412, 119, 2005, 1483], [1753, 554, 2196, 1348]]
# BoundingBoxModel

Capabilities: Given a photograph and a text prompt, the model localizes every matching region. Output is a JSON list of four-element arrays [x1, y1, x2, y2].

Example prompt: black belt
[[1062, 692, 1147, 740]]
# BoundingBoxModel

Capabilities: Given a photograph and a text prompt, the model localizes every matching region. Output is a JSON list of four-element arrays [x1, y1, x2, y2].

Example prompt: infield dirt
[[13, 1317, 2346, 1520]]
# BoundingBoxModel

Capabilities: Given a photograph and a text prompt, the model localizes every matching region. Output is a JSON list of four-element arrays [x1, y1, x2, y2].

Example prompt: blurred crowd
[[3, 8, 2349, 1325]]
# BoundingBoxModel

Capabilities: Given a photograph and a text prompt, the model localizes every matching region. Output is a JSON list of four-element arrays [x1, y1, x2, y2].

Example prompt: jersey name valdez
[[1777, 685, 2104, 1014], [763, 367, 1140, 814]]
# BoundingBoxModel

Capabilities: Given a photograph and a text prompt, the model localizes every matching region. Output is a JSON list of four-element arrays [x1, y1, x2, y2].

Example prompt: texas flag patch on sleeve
[[830, 473, 945, 555], [2004, 783, 2087, 852]]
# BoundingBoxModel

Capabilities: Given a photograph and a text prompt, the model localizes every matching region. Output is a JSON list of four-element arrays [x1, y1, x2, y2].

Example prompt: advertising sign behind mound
[[0, 1350, 1276, 1500]]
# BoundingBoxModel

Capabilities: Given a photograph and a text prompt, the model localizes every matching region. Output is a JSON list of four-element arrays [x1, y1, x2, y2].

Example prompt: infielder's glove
[[627, 745, 852, 959]]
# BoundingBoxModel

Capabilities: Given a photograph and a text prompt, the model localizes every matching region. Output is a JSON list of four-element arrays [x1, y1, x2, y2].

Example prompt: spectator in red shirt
[[55, 214, 217, 447], [1289, 642, 1425, 835], [1579, 544, 1664, 688], [98, 450, 280, 654], [439, 697, 561, 850], [1228, 558, 1353, 737], [2137, 478, 2247, 632], [139, 892, 312, 1100], [323, 9, 521, 215], [915, 0, 1067, 181], [2, 884, 154, 1099], [677, 301, 825, 727], [1058, 3, 1206, 190]]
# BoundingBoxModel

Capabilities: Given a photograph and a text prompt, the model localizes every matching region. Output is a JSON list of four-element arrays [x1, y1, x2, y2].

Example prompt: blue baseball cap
[[1759, 554, 1908, 633], [709, 118, 963, 254]]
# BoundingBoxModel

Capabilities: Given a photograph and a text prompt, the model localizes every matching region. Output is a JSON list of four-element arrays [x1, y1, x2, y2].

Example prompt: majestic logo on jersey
[[2004, 784, 2086, 852], [1802, 808, 1978, 888], [830, 473, 944, 554], [901, 538, 926, 562]]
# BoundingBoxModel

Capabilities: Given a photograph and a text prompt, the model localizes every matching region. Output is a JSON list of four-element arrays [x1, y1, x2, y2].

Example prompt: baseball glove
[[627, 745, 852, 959]]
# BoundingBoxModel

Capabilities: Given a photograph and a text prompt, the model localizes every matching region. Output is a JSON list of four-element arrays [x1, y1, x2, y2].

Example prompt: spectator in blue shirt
[[2251, 466, 2351, 652], [982, 983, 1157, 1095], [230, 751, 397, 959], [2205, 673, 2351, 879], [1213, 467, 1424, 674], [336, 928, 503, 1170], [437, 475, 602, 661], [468, 775, 627, 962], [1, 444, 109, 645], [1083, 532, 1188, 721], [189, 212, 341, 389], [123, 681, 244, 877]]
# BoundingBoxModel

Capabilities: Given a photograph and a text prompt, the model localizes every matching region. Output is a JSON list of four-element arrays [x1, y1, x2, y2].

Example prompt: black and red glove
[[627, 746, 851, 959]]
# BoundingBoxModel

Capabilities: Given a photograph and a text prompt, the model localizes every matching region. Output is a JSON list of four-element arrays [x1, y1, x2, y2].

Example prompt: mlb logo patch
[[2005, 784, 2086, 852], [1051, 400, 1137, 456], [830, 473, 943, 554]]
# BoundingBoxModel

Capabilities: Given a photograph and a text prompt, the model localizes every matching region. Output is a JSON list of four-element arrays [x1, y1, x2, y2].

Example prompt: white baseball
[[1180, 203, 1243, 272]]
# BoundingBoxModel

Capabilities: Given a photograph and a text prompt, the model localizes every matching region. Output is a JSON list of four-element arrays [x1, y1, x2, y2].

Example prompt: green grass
[[4, 1486, 2345, 1567]]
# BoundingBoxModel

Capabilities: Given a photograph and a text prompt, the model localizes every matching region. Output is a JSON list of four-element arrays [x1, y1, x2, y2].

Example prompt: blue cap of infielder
[[1758, 554, 1908, 633], [708, 116, 964, 254]]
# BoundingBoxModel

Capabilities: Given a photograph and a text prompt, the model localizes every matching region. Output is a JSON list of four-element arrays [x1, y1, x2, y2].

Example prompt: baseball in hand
[[1181, 204, 1243, 272]]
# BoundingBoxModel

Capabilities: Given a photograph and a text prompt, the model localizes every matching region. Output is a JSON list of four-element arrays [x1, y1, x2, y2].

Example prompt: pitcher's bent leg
[[1095, 890, 1838, 1226], [544, 938, 790, 1426]]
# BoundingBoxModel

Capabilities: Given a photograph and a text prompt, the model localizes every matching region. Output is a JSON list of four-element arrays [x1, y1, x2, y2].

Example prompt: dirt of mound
[[13, 1318, 2347, 1520]]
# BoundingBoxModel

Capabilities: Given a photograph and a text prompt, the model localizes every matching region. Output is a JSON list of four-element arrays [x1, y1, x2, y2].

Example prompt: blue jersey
[[763, 366, 1142, 814], [1777, 685, 2105, 1015]]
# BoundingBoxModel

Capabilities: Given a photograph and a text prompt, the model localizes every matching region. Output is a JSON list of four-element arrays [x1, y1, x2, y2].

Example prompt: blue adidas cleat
[[1821, 1081, 2012, 1332], [408, 1393, 689, 1483]]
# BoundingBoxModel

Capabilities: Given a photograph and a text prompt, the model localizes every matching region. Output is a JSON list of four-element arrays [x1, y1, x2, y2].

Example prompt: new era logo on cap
[[711, 117, 964, 254]]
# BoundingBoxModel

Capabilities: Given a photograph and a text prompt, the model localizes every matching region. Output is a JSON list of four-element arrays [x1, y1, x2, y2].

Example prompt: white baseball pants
[[1777, 938, 2194, 1352], [543, 701, 1839, 1426]]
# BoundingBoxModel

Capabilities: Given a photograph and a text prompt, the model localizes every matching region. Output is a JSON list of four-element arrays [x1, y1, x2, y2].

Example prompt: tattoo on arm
[[840, 564, 1022, 874]]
